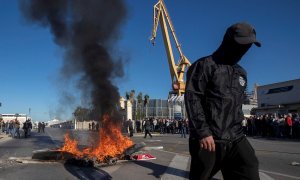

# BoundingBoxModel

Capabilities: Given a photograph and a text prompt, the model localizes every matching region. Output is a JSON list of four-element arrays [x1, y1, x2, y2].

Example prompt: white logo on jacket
[[239, 76, 246, 86]]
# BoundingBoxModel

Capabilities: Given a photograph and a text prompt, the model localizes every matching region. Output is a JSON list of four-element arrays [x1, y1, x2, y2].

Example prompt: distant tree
[[129, 90, 135, 104], [125, 90, 151, 120], [137, 92, 143, 105], [144, 94, 150, 106], [73, 106, 90, 121], [125, 91, 130, 100], [137, 92, 143, 120]]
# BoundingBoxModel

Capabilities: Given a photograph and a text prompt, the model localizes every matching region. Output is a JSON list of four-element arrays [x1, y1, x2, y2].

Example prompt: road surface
[[1, 128, 300, 179]]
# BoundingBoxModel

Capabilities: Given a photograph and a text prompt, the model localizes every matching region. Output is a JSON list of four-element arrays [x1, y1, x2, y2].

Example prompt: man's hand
[[200, 136, 215, 152]]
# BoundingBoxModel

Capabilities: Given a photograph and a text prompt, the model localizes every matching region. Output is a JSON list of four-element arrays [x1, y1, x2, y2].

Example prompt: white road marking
[[157, 149, 182, 155], [144, 146, 164, 150], [158, 152, 276, 180], [146, 140, 162, 142], [259, 172, 274, 180], [161, 154, 189, 180], [9, 156, 31, 160]]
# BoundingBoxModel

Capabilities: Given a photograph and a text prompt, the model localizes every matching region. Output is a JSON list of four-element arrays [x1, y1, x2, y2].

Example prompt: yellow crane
[[150, 0, 191, 96]]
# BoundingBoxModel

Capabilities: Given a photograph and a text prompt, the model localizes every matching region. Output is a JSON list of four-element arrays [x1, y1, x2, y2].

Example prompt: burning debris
[[32, 149, 74, 161], [29, 142, 152, 167], [58, 114, 135, 164], [12, 119, 156, 167], [28, 115, 155, 167]]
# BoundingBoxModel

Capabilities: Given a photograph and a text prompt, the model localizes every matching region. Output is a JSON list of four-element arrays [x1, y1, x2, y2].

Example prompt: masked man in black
[[185, 22, 261, 180]]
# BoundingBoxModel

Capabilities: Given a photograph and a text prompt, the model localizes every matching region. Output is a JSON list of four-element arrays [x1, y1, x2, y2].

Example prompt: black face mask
[[212, 37, 252, 65]]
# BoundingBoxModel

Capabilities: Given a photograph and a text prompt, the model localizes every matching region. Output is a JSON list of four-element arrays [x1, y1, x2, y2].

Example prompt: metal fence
[[132, 99, 187, 120]]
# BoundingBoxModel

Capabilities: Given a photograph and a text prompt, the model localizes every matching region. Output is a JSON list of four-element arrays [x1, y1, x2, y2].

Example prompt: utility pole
[[161, 99, 163, 118]]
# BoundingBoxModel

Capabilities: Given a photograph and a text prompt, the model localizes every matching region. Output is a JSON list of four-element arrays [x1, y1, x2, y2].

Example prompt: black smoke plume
[[20, 0, 127, 123]]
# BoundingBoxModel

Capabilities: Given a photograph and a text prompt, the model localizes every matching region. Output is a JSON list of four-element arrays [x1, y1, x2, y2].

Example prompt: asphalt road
[[249, 137, 300, 180], [0, 130, 78, 180], [0, 128, 300, 180]]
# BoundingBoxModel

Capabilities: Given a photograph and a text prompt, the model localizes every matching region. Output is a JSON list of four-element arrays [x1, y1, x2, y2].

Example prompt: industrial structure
[[120, 97, 186, 121], [150, 0, 191, 96], [150, 0, 190, 119]]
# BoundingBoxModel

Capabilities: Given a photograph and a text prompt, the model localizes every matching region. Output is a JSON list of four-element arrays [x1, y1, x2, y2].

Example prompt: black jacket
[[185, 34, 251, 141]]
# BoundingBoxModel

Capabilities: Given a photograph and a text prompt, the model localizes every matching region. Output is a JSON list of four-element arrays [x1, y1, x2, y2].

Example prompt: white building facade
[[254, 79, 300, 115], [0, 113, 30, 124]]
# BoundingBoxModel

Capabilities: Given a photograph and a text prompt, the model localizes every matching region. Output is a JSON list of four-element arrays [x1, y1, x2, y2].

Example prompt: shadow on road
[[64, 163, 112, 180], [133, 160, 221, 180], [133, 160, 189, 179], [29, 132, 64, 150]]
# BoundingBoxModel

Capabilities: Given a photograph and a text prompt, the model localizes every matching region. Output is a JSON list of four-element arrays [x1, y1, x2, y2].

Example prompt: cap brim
[[235, 36, 261, 47], [253, 41, 261, 47]]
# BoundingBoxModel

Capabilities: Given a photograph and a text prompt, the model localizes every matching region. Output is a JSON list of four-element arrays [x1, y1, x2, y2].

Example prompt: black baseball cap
[[226, 22, 261, 47]]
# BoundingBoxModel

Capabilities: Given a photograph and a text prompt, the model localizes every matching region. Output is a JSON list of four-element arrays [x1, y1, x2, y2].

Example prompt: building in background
[[131, 98, 186, 120], [253, 78, 300, 115], [128, 94, 257, 120], [0, 113, 30, 124], [47, 118, 61, 127]]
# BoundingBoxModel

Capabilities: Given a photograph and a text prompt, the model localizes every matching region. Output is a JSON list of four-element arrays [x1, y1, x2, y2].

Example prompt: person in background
[[27, 119, 32, 137], [242, 118, 248, 135], [38, 122, 41, 133], [96, 122, 99, 132], [144, 119, 153, 138], [14, 119, 21, 138], [285, 113, 293, 138], [8, 120, 14, 137], [92, 122, 95, 131], [128, 119, 134, 137], [180, 119, 187, 138], [41, 122, 45, 133], [23, 120, 29, 138]]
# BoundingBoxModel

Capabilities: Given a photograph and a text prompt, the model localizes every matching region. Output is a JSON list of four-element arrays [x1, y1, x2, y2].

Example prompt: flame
[[59, 114, 133, 162], [59, 133, 83, 157]]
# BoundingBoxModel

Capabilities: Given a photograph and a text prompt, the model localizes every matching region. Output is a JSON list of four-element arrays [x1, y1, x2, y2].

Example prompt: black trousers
[[189, 136, 259, 180], [144, 129, 152, 138], [129, 129, 133, 137]]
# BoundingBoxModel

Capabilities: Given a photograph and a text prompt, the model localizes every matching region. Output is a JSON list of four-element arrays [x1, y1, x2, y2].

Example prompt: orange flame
[[59, 133, 83, 157], [59, 114, 133, 162]]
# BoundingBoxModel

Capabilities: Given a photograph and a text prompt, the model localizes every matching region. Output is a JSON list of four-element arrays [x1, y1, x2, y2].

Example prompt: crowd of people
[[127, 118, 188, 138], [37, 122, 46, 133], [126, 112, 300, 140], [243, 113, 300, 139], [88, 121, 99, 131], [0, 119, 33, 138]]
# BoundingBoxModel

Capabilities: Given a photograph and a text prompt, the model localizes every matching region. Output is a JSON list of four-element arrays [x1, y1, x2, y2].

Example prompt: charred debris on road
[[9, 142, 156, 167]]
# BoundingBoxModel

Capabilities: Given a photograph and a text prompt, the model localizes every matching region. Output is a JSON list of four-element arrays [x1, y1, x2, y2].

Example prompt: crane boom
[[150, 0, 191, 96]]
